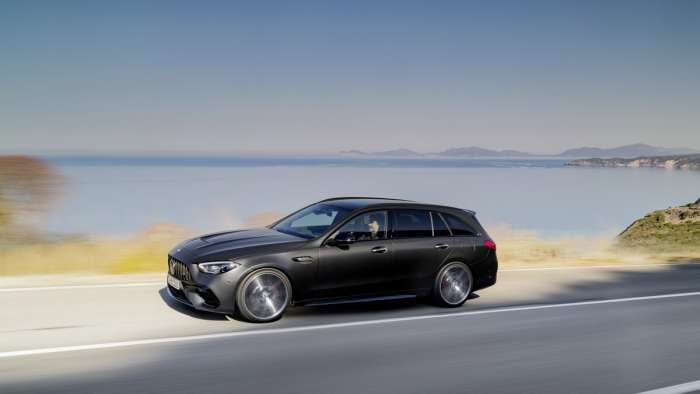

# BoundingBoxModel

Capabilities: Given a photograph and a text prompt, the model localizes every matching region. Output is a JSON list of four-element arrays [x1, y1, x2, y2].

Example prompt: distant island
[[566, 154, 700, 171], [340, 143, 698, 159], [618, 198, 700, 252]]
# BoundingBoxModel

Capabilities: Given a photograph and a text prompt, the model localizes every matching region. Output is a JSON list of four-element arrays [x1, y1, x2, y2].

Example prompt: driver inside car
[[335, 212, 387, 241], [363, 212, 385, 240]]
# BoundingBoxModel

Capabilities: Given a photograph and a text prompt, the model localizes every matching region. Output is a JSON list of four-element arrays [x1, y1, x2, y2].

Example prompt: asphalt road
[[3, 262, 700, 393]]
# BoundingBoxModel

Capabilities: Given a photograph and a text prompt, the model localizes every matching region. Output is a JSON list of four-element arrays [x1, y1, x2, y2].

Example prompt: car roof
[[318, 197, 474, 214], [319, 197, 411, 209]]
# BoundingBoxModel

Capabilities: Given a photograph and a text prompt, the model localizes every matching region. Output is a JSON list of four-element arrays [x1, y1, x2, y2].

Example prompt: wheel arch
[[434, 256, 472, 276], [236, 263, 297, 304]]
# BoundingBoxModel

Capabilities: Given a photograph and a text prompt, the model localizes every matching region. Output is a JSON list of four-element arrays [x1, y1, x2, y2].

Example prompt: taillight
[[484, 239, 496, 250]]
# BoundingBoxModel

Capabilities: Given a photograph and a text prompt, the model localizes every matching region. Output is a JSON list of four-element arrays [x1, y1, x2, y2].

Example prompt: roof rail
[[318, 197, 475, 214], [319, 196, 413, 203]]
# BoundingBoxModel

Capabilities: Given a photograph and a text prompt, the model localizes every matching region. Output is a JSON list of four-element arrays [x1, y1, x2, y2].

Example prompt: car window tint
[[432, 212, 451, 237], [272, 203, 352, 239], [442, 213, 477, 236], [395, 210, 433, 238], [291, 211, 338, 227], [335, 211, 388, 241]]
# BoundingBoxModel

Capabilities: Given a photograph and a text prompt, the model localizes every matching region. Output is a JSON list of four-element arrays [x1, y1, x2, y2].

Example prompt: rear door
[[390, 209, 452, 291]]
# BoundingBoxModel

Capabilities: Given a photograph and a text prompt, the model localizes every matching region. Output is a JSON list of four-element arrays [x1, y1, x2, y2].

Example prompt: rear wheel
[[432, 262, 473, 307], [236, 268, 291, 323]]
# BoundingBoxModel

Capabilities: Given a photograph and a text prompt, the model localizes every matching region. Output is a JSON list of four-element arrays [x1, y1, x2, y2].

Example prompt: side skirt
[[303, 293, 417, 307]]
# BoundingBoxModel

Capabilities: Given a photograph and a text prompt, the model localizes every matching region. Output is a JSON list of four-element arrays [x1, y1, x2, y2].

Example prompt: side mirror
[[329, 232, 355, 246]]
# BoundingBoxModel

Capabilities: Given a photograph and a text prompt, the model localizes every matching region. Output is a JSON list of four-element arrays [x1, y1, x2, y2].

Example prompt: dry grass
[[0, 223, 190, 276], [2, 222, 699, 277], [490, 224, 699, 268]]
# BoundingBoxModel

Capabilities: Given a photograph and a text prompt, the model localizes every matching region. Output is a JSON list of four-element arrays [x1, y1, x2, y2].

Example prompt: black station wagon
[[167, 197, 498, 322]]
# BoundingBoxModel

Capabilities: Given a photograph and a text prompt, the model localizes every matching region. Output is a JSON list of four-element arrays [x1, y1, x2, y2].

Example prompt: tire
[[431, 262, 473, 307], [236, 268, 292, 323]]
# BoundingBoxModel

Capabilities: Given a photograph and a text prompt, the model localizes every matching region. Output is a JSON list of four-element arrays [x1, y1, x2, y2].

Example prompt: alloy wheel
[[239, 269, 291, 322], [438, 263, 472, 306]]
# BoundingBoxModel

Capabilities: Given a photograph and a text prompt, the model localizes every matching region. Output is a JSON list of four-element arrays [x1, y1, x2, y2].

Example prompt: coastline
[[567, 154, 700, 171]]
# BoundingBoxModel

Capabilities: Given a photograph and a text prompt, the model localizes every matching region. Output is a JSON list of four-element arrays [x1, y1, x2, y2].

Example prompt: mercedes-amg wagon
[[167, 197, 498, 322]]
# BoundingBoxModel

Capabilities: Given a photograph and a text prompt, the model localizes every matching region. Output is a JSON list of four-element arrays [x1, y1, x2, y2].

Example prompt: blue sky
[[2, 0, 698, 154]]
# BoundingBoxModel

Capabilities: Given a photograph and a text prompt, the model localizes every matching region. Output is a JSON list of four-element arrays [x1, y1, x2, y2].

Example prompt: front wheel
[[432, 262, 473, 307], [236, 268, 292, 323]]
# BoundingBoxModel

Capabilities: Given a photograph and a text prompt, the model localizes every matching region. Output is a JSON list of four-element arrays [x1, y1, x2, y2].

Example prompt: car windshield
[[272, 203, 352, 239]]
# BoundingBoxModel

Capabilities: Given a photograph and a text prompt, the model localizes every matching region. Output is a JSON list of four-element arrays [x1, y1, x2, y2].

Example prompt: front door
[[318, 210, 393, 299]]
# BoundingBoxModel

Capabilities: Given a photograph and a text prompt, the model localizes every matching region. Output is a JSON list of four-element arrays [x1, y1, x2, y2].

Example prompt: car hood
[[171, 228, 308, 262]]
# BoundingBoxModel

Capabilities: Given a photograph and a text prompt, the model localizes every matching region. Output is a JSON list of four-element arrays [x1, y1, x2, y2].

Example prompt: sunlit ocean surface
[[42, 156, 700, 237]]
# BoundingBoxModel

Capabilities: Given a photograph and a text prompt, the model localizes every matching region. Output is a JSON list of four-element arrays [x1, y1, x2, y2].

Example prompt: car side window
[[394, 209, 433, 238], [334, 211, 388, 241], [432, 212, 451, 237], [442, 213, 478, 236]]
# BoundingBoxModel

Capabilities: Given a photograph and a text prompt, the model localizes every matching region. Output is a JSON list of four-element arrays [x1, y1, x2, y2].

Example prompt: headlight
[[197, 261, 240, 275]]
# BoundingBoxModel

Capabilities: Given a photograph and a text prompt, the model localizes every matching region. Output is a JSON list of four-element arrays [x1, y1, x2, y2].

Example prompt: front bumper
[[166, 256, 245, 314], [166, 280, 232, 314]]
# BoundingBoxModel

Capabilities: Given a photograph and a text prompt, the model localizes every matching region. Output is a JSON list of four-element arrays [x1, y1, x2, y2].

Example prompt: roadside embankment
[[3, 222, 699, 278]]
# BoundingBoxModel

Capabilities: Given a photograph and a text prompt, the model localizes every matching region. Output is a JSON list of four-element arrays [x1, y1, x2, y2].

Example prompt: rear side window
[[394, 210, 432, 238], [431, 212, 451, 237], [442, 213, 478, 236]]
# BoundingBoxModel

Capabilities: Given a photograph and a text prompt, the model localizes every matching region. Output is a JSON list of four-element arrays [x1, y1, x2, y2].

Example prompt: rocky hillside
[[567, 154, 700, 170], [559, 143, 697, 158], [340, 144, 699, 159], [618, 199, 700, 252]]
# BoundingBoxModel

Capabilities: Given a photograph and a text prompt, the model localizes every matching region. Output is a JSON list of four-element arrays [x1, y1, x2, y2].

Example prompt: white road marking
[[1, 262, 698, 292], [501, 262, 700, 272], [1, 290, 700, 359], [637, 380, 700, 394], [0, 282, 163, 292]]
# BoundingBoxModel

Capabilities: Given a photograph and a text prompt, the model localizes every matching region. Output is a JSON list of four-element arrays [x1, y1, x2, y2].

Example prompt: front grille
[[168, 256, 192, 282]]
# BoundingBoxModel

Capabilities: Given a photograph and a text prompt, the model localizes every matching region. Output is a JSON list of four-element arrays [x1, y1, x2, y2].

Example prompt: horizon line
[[1, 142, 698, 158]]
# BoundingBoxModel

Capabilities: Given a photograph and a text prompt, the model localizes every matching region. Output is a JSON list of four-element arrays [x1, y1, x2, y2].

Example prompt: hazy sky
[[2, 0, 699, 154]]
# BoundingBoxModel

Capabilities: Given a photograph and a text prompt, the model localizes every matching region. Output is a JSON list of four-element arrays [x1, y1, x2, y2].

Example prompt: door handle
[[371, 246, 388, 254], [434, 243, 449, 249]]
